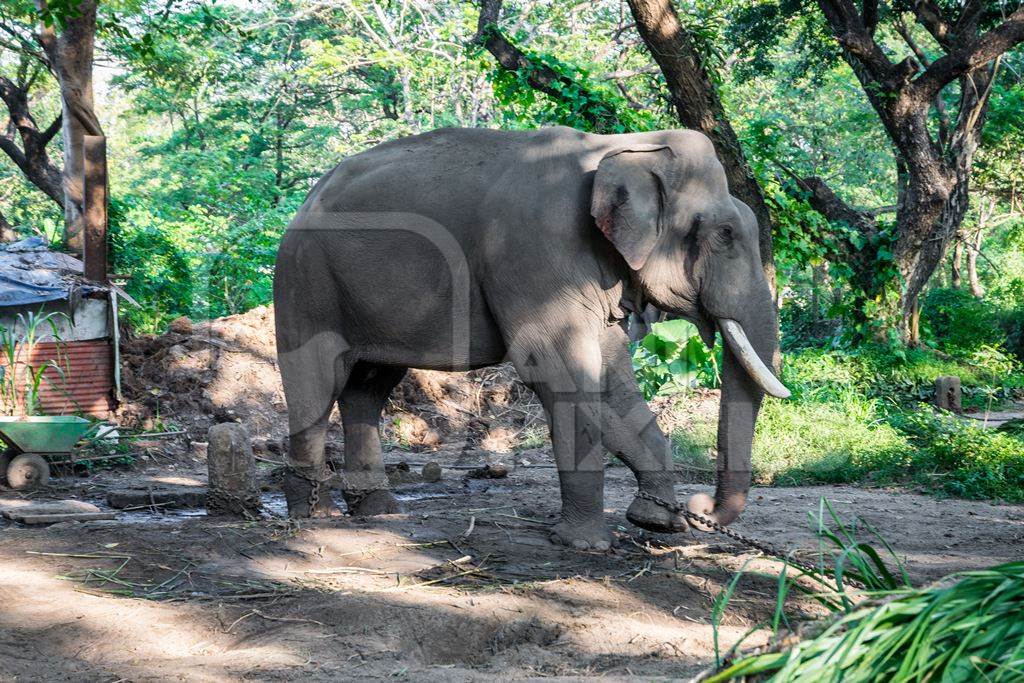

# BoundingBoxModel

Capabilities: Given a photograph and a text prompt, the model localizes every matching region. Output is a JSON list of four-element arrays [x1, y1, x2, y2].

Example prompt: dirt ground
[[3, 309, 1022, 680], [2, 445, 1023, 682]]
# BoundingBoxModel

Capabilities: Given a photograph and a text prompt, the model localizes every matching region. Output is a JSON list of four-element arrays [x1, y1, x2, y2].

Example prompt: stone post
[[935, 376, 962, 413], [206, 422, 262, 517]]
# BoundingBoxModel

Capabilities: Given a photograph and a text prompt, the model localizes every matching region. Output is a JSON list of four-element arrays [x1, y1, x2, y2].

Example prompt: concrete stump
[[206, 423, 262, 517], [935, 375, 962, 413]]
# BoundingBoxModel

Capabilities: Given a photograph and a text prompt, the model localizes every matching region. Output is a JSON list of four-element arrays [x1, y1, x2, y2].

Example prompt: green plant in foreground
[[0, 310, 71, 415], [706, 500, 1023, 682], [709, 561, 1024, 682], [633, 319, 719, 399]]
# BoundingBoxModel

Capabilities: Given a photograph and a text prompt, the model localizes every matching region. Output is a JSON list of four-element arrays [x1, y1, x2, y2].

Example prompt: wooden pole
[[82, 134, 108, 283]]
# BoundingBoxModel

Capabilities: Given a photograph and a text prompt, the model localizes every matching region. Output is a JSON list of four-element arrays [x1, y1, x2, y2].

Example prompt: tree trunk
[[0, 75, 65, 208], [968, 226, 985, 298], [624, 0, 775, 289], [37, 0, 99, 255], [893, 62, 994, 340], [0, 208, 14, 242], [951, 240, 963, 288], [967, 237, 983, 297]]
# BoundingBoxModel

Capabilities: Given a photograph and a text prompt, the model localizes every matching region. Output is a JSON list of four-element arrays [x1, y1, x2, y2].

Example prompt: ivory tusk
[[719, 319, 791, 399]]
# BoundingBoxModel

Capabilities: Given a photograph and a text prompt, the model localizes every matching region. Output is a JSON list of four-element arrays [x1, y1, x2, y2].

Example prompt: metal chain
[[206, 487, 261, 520], [307, 478, 320, 514], [636, 490, 867, 590], [289, 467, 330, 516]]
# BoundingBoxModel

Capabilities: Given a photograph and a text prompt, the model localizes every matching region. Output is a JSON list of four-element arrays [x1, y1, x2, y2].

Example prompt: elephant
[[273, 126, 789, 550]]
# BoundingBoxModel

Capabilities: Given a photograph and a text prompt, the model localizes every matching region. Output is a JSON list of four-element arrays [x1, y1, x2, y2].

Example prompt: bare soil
[[3, 309, 1022, 680], [2, 448, 1023, 682]]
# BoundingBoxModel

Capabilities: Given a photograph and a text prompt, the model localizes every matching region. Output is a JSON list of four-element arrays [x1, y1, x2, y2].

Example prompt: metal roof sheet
[[0, 237, 106, 307]]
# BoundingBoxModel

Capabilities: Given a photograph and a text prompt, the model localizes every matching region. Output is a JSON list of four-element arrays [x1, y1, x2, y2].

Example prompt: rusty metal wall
[[3, 340, 115, 417]]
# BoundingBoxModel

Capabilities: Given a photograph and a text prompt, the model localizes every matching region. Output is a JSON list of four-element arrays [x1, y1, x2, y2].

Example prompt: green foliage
[[710, 560, 1024, 682], [672, 345, 1024, 500], [109, 196, 290, 331], [484, 37, 656, 133], [632, 319, 719, 399], [921, 287, 1006, 355], [0, 310, 70, 415], [887, 409, 1024, 501]]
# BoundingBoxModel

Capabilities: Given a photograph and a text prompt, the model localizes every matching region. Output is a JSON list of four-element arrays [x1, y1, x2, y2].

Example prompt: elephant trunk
[[687, 308, 781, 528]]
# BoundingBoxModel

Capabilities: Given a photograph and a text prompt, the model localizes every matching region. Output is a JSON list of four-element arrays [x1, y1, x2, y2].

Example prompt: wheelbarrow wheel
[[6, 453, 50, 491]]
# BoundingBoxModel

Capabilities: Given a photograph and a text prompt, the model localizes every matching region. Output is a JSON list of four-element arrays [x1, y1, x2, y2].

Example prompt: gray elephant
[[273, 126, 789, 550]]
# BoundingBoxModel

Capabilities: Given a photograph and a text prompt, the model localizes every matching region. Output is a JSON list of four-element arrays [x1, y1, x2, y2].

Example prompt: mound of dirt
[[118, 306, 547, 452]]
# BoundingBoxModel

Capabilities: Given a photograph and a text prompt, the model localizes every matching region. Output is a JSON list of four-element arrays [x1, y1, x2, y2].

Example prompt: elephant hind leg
[[339, 363, 407, 516], [278, 330, 350, 519]]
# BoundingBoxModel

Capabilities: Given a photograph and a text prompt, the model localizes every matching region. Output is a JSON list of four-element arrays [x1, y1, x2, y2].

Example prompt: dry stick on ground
[[226, 609, 329, 634]]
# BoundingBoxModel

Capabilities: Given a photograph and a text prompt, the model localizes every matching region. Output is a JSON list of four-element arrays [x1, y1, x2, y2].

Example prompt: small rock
[[421, 461, 442, 482], [386, 461, 419, 486], [467, 463, 508, 479]]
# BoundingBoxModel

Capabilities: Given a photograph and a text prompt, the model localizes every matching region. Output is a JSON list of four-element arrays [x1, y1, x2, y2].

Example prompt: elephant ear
[[591, 145, 673, 271]]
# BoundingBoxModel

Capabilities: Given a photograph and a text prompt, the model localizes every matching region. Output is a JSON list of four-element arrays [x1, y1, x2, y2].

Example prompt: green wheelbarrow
[[0, 416, 96, 490]]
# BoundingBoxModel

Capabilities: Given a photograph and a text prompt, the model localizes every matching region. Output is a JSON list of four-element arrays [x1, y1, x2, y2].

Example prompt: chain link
[[289, 467, 331, 516], [636, 490, 866, 590], [206, 487, 262, 520]]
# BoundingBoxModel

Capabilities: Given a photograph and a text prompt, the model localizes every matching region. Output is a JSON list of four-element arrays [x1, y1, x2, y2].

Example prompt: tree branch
[[472, 0, 622, 131], [39, 113, 61, 146], [0, 132, 28, 171], [909, 0, 954, 51], [816, 0, 920, 92], [893, 18, 954, 144], [912, 8, 1024, 98], [863, 0, 878, 35], [0, 73, 65, 207]]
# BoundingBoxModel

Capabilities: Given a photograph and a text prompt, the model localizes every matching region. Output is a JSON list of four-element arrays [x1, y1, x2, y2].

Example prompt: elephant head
[[590, 131, 789, 528]]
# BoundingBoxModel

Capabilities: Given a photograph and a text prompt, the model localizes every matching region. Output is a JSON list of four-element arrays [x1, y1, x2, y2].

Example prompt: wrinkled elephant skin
[[274, 126, 786, 549]]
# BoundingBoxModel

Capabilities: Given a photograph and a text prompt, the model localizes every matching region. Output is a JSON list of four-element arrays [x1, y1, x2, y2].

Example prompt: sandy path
[[1, 454, 1022, 681]]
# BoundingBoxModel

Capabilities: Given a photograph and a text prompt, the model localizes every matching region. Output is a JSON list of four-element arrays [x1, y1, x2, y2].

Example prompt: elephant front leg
[[599, 325, 688, 533], [512, 337, 614, 551], [283, 421, 343, 519], [547, 400, 614, 551]]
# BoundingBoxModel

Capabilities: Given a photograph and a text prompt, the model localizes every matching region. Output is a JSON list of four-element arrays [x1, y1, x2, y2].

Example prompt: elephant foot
[[344, 489, 402, 516], [283, 469, 341, 519], [549, 518, 615, 552], [626, 494, 688, 533]]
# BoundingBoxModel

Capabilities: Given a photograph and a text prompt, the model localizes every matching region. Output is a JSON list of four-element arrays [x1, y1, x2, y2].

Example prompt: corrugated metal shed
[[0, 237, 121, 418], [4, 341, 115, 416]]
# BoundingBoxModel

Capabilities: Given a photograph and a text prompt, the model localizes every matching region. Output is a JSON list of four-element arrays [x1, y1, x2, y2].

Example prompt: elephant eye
[[718, 225, 734, 246]]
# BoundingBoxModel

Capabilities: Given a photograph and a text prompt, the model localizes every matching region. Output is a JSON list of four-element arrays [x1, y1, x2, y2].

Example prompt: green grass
[[670, 346, 1024, 501]]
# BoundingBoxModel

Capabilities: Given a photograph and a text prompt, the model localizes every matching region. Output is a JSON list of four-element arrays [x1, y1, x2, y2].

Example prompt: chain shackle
[[636, 490, 866, 590]]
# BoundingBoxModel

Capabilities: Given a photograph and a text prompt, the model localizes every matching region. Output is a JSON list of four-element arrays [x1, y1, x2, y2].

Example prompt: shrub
[[887, 408, 1024, 501], [632, 319, 719, 399], [921, 287, 1006, 355]]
